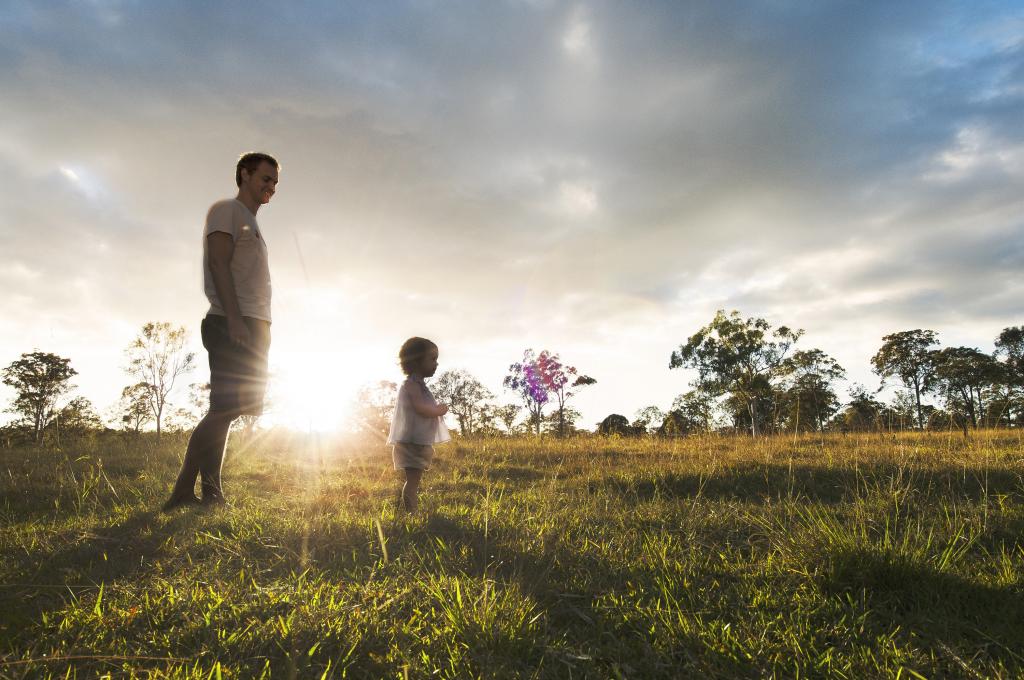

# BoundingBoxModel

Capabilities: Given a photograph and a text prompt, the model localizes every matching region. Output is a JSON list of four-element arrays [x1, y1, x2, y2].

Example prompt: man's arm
[[207, 232, 250, 346]]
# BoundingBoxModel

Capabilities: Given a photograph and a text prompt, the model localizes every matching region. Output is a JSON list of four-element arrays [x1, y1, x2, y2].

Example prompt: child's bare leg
[[402, 467, 423, 512]]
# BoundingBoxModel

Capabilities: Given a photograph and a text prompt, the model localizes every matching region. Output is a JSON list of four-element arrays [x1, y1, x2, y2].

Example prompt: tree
[[472, 403, 502, 436], [930, 346, 1003, 429], [870, 330, 938, 430], [995, 326, 1024, 427], [543, 407, 582, 435], [598, 414, 631, 435], [662, 390, 717, 435], [124, 322, 196, 439], [49, 396, 102, 444], [633, 406, 665, 435], [538, 353, 596, 437], [187, 382, 211, 419], [352, 380, 398, 440], [2, 351, 78, 444], [657, 411, 692, 437], [494, 403, 521, 435], [670, 310, 802, 436], [432, 369, 494, 436], [117, 382, 152, 433], [835, 385, 884, 432], [781, 348, 846, 433], [884, 390, 919, 431], [504, 349, 558, 436], [232, 414, 260, 441]]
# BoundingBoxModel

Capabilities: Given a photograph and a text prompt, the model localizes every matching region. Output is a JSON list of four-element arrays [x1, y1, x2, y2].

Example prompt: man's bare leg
[[199, 412, 236, 504], [162, 410, 236, 511]]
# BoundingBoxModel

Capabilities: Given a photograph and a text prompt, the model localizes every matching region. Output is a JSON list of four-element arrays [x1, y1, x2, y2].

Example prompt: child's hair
[[399, 337, 438, 375]]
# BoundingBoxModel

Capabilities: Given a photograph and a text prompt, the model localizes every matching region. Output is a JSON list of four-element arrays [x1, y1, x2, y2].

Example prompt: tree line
[[351, 310, 1023, 439], [1, 322, 203, 446], [4, 311, 1022, 445], [632, 310, 1022, 437]]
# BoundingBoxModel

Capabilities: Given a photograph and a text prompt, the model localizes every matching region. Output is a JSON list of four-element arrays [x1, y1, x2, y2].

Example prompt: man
[[162, 152, 279, 511]]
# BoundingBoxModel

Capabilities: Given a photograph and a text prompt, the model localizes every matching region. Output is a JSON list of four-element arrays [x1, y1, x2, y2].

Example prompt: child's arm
[[409, 390, 448, 418]]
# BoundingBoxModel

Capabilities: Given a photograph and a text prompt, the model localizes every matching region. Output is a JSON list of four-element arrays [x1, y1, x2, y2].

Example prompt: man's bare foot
[[161, 493, 201, 512], [201, 493, 230, 508]]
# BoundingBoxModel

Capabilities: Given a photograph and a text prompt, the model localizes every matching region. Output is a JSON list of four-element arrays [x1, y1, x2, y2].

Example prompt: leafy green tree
[[995, 326, 1024, 426], [870, 330, 938, 430], [720, 389, 787, 435], [632, 406, 665, 435], [657, 411, 688, 437], [781, 349, 846, 432], [666, 390, 716, 434], [50, 396, 102, 442], [124, 322, 196, 439], [494, 403, 521, 435], [598, 413, 631, 435], [433, 369, 494, 436], [471, 403, 502, 437], [188, 382, 211, 418], [670, 310, 802, 436], [930, 346, 1003, 429], [542, 353, 596, 438], [117, 382, 152, 433], [0, 422, 33, 448], [835, 385, 885, 432], [543, 407, 582, 435], [2, 351, 78, 444], [884, 390, 919, 431]]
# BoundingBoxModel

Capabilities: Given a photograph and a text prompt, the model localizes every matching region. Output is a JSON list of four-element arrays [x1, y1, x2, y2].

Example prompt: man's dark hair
[[236, 152, 280, 187], [399, 337, 438, 375]]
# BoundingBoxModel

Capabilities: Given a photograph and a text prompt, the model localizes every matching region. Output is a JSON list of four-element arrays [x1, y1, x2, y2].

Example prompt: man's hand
[[226, 316, 251, 347]]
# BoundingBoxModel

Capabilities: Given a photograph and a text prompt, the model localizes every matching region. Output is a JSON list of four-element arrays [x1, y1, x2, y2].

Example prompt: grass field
[[1, 429, 1023, 678]]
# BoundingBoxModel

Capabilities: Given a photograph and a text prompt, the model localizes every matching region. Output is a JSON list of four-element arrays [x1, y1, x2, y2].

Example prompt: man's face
[[241, 161, 279, 205]]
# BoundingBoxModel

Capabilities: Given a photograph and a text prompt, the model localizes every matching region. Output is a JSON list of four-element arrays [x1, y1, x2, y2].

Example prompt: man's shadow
[[0, 509, 192, 650]]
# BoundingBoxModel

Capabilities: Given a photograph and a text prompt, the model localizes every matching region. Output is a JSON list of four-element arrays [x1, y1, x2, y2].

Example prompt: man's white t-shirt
[[203, 199, 272, 323]]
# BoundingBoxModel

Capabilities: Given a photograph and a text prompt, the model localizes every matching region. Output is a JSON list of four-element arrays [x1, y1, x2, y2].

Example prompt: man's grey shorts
[[201, 315, 271, 416]]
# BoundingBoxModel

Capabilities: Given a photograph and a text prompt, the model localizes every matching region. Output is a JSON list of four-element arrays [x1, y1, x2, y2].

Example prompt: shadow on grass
[[0, 509, 191, 650], [596, 463, 1024, 505], [824, 547, 1024, 673], [376, 512, 754, 678]]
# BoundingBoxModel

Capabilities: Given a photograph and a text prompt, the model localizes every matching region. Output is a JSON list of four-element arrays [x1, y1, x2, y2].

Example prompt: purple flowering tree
[[504, 349, 596, 437], [548, 358, 597, 437], [504, 349, 557, 436]]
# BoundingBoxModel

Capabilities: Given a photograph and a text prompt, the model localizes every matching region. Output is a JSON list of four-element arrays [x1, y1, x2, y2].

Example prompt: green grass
[[1, 429, 1023, 678]]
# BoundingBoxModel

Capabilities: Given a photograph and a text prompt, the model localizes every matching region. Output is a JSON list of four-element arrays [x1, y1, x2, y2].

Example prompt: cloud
[[1, 1, 1022, 423]]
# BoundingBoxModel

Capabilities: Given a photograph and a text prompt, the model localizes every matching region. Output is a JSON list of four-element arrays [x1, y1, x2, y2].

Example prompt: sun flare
[[263, 354, 360, 433]]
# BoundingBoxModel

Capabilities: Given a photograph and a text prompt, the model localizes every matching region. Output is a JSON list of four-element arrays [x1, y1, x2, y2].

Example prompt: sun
[[263, 354, 360, 433]]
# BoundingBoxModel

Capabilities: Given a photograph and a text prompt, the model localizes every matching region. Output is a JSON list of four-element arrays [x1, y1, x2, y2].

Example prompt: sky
[[1, 1, 1022, 432]]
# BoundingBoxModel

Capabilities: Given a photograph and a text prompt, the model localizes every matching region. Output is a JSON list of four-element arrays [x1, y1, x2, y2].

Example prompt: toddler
[[386, 337, 450, 512]]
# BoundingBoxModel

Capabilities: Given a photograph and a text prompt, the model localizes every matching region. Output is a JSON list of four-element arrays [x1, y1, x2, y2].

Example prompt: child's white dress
[[387, 376, 450, 470]]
